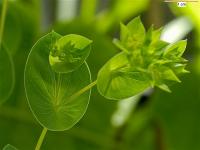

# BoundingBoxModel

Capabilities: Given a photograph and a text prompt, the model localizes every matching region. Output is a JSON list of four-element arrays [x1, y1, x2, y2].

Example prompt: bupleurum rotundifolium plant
[[97, 17, 188, 100], [22, 16, 188, 150]]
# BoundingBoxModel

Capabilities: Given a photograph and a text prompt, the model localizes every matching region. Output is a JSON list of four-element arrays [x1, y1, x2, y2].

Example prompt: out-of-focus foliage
[[151, 69, 200, 150], [0, 0, 41, 149], [0, 45, 14, 104], [169, 2, 200, 76], [170, 2, 200, 34], [3, 0, 40, 55], [1, 0, 40, 107], [3, 144, 18, 150], [96, 0, 149, 33]]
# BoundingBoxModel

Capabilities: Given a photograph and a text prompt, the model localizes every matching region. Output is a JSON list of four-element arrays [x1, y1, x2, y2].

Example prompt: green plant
[[24, 32, 92, 132], [22, 16, 188, 149], [0, 0, 188, 149], [97, 17, 188, 99]]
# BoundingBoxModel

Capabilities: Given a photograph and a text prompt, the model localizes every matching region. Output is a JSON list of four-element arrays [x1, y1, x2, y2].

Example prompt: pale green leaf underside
[[97, 52, 150, 100], [25, 32, 91, 131], [3, 144, 18, 150], [49, 34, 92, 73], [0, 46, 14, 104]]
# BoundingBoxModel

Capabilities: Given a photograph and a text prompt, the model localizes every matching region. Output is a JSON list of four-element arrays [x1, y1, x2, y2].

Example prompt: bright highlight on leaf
[[24, 32, 91, 131], [0, 45, 14, 104], [97, 16, 188, 100], [49, 34, 92, 73]]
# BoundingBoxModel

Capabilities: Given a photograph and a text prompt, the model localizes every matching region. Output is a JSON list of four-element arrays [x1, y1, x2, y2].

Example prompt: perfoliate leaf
[[156, 83, 171, 93], [144, 26, 169, 56], [119, 17, 145, 51], [0, 45, 14, 104], [144, 25, 154, 45], [127, 16, 146, 35], [49, 34, 92, 73], [97, 53, 150, 100], [3, 144, 18, 150], [25, 32, 91, 131], [113, 39, 129, 53], [160, 67, 181, 83], [120, 22, 130, 44], [171, 63, 189, 74], [152, 27, 163, 42], [164, 40, 187, 57], [98, 16, 188, 100]]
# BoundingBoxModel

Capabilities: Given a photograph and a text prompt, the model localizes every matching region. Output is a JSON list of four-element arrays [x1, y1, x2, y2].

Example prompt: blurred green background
[[0, 0, 200, 149]]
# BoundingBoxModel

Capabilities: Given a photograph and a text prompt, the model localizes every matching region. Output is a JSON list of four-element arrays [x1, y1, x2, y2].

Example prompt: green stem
[[35, 127, 48, 150], [0, 105, 109, 147], [70, 80, 97, 100], [0, 0, 8, 45]]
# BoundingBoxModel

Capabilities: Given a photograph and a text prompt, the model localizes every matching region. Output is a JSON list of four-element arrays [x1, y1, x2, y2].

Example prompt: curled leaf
[[49, 34, 92, 73]]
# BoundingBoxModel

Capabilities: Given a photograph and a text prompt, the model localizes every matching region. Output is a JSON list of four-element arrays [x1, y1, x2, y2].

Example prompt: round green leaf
[[25, 32, 91, 131], [0, 46, 14, 104], [97, 52, 150, 100], [49, 34, 92, 73]]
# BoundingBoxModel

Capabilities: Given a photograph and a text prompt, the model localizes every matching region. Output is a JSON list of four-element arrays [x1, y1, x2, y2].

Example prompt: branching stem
[[70, 80, 97, 100], [34, 80, 97, 150]]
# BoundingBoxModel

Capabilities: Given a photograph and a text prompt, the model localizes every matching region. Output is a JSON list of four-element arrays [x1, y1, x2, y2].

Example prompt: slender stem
[[35, 128, 48, 150], [70, 80, 97, 100], [0, 0, 8, 45], [0, 105, 109, 146], [34, 81, 97, 149]]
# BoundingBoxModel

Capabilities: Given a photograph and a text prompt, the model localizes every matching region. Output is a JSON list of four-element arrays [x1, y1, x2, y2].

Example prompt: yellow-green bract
[[97, 16, 188, 100], [24, 31, 92, 131]]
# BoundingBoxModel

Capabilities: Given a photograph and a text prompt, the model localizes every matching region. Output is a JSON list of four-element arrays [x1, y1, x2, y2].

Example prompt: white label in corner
[[177, 2, 187, 7]]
